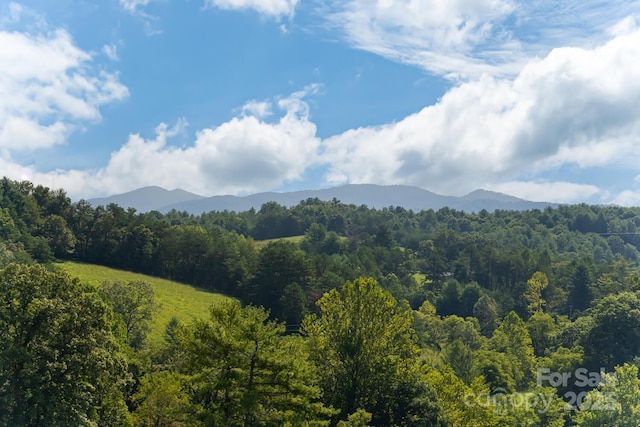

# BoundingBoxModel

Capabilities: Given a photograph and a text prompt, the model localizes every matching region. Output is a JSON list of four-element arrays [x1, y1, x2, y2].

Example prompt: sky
[[1, 0, 640, 205]]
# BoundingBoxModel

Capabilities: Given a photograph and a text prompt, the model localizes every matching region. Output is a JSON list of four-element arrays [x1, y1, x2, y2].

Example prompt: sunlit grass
[[254, 235, 305, 248], [59, 261, 231, 345]]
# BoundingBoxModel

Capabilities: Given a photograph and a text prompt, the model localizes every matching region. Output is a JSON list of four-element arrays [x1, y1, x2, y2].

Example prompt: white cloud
[[118, 0, 162, 35], [0, 26, 128, 152], [610, 190, 640, 207], [320, 26, 640, 197], [205, 0, 299, 19], [6, 89, 319, 199], [241, 101, 272, 118], [321, 0, 640, 78], [489, 181, 602, 203], [119, 0, 155, 13], [102, 44, 119, 61]]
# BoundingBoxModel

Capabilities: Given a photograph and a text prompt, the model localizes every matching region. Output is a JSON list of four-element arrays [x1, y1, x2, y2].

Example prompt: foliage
[[180, 300, 334, 426], [582, 291, 640, 370], [0, 263, 130, 426], [573, 363, 640, 426], [132, 371, 195, 427], [99, 280, 158, 349], [524, 271, 549, 315], [487, 311, 536, 391], [303, 277, 444, 426], [425, 365, 501, 427], [5, 177, 640, 425]]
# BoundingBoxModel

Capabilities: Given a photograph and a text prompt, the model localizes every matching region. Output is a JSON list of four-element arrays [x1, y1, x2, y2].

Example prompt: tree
[[337, 410, 372, 427], [132, 371, 195, 427], [302, 277, 444, 426], [573, 363, 640, 426], [473, 294, 500, 337], [248, 240, 313, 324], [583, 291, 640, 370], [0, 263, 130, 426], [181, 300, 334, 426], [39, 214, 76, 258], [425, 365, 501, 427], [524, 271, 549, 316], [570, 261, 593, 313], [442, 339, 475, 384], [459, 282, 482, 317], [526, 311, 559, 357], [488, 311, 536, 391], [100, 280, 157, 349]]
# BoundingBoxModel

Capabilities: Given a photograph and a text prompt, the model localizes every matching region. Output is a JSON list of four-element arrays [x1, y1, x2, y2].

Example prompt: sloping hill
[[60, 262, 231, 345]]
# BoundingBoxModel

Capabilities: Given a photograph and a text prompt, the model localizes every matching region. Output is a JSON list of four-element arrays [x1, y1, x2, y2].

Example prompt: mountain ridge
[[87, 184, 557, 214]]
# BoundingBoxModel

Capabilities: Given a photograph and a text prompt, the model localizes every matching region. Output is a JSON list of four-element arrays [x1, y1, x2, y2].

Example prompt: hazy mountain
[[88, 184, 556, 214], [88, 186, 205, 213]]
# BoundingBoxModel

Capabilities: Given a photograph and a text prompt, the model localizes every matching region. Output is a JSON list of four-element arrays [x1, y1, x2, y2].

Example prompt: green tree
[[488, 311, 536, 391], [473, 294, 500, 337], [570, 261, 593, 313], [443, 339, 475, 384], [302, 223, 328, 254], [336, 409, 372, 427], [132, 371, 195, 427], [248, 240, 313, 324], [39, 214, 76, 258], [526, 311, 559, 357], [425, 366, 501, 427], [99, 280, 157, 349], [441, 315, 484, 350], [0, 263, 130, 426], [302, 277, 444, 426], [573, 363, 640, 426], [181, 300, 333, 426], [583, 291, 640, 370], [524, 271, 549, 316]]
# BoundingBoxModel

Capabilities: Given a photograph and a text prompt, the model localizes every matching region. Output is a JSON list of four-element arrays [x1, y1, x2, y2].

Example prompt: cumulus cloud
[[0, 26, 128, 153], [611, 190, 640, 207], [489, 181, 602, 203], [320, 25, 640, 198], [241, 101, 272, 119], [8, 88, 320, 199], [321, 0, 640, 78], [8, 26, 640, 205], [4, 3, 640, 207], [204, 0, 299, 19]]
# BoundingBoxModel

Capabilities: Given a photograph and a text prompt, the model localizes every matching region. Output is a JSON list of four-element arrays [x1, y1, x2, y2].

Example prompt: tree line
[[2, 177, 640, 322]]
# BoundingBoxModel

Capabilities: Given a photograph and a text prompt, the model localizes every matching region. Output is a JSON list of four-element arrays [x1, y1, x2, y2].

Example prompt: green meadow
[[59, 261, 231, 345]]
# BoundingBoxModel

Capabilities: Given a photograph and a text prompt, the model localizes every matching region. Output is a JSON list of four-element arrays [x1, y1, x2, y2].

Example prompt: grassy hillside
[[254, 235, 305, 248], [59, 261, 231, 345]]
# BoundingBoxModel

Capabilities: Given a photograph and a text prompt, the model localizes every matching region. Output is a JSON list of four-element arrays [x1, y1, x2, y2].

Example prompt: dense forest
[[3, 176, 640, 426]]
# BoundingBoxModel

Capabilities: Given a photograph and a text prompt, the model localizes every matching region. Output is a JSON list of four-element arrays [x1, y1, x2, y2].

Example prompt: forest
[[2, 176, 640, 426]]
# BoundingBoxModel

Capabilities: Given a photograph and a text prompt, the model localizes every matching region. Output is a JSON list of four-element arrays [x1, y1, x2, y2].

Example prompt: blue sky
[[1, 0, 640, 204]]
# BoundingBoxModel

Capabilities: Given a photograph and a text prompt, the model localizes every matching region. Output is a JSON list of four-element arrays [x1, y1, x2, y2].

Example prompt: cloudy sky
[[1, 0, 640, 204]]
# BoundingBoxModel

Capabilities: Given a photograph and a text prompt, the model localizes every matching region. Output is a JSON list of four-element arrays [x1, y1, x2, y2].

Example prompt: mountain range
[[87, 184, 557, 214]]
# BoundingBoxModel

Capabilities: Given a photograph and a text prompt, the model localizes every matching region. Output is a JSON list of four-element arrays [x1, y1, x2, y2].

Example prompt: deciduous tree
[[0, 263, 130, 426]]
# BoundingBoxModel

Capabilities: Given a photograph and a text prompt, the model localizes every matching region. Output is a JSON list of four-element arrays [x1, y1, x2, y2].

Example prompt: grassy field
[[254, 235, 305, 248], [59, 261, 231, 345]]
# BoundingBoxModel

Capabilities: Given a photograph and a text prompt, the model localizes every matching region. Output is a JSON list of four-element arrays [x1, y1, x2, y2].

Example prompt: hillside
[[60, 261, 231, 345]]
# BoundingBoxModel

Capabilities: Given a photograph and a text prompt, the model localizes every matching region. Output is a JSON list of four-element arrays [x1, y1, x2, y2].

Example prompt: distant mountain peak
[[88, 184, 556, 214], [462, 189, 526, 203], [88, 186, 204, 213]]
